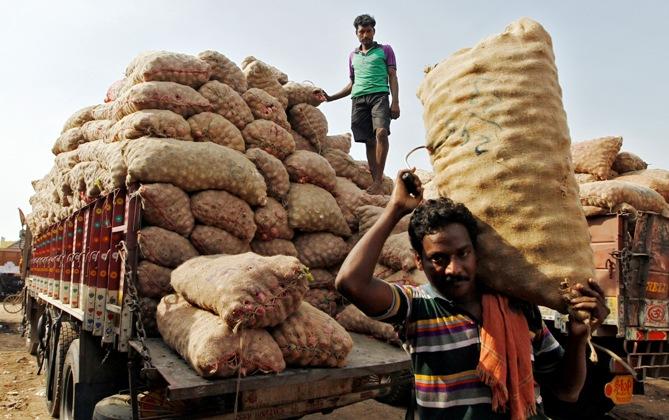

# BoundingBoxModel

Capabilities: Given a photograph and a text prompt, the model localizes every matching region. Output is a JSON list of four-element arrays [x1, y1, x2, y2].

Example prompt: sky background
[[1, 0, 667, 240]]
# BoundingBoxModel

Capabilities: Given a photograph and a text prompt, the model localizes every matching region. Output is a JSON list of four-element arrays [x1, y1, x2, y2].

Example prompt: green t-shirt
[[349, 42, 396, 98]]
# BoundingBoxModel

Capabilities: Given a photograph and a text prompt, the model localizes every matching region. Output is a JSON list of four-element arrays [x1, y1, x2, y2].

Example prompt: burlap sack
[[385, 269, 429, 287], [357, 205, 410, 234], [332, 178, 391, 229], [282, 82, 326, 107], [310, 268, 335, 289], [105, 79, 126, 103], [108, 109, 192, 142], [190, 225, 252, 255], [92, 103, 113, 121], [612, 151, 648, 174], [241, 56, 288, 85], [571, 136, 623, 180], [62, 105, 97, 133], [242, 88, 291, 130], [304, 288, 339, 317], [286, 183, 351, 237], [373, 264, 394, 280], [614, 169, 669, 202], [191, 190, 256, 241], [291, 129, 317, 152], [251, 239, 299, 258], [187, 112, 244, 151], [582, 206, 608, 217], [579, 181, 669, 215], [323, 133, 352, 154], [416, 18, 594, 311], [336, 305, 399, 346], [242, 120, 295, 160], [245, 148, 290, 200], [138, 183, 194, 237], [270, 302, 352, 367], [284, 151, 337, 192], [198, 81, 254, 130], [294, 232, 348, 269], [288, 104, 327, 141], [422, 180, 440, 200], [171, 253, 310, 329], [52, 128, 86, 155], [138, 226, 199, 268], [321, 149, 373, 190], [137, 260, 173, 299], [255, 198, 294, 241], [380, 232, 416, 272], [156, 294, 285, 378], [125, 51, 211, 89], [242, 60, 288, 108], [197, 50, 248, 94], [124, 138, 267, 205], [112, 81, 211, 121], [54, 150, 80, 171], [80, 120, 113, 142], [575, 173, 599, 184], [77, 140, 127, 190]]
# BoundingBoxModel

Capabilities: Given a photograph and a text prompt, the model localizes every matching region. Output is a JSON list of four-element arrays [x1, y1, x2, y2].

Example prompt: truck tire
[[46, 321, 79, 418], [374, 369, 414, 407], [60, 339, 80, 420], [25, 298, 42, 355], [92, 394, 133, 420]]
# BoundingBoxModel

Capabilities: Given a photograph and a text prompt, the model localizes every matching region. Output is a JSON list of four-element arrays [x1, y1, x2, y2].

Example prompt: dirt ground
[[1, 303, 668, 420]]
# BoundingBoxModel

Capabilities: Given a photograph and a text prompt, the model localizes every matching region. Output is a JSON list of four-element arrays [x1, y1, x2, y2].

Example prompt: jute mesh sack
[[251, 239, 298, 258], [282, 82, 326, 107], [321, 149, 373, 190], [373, 264, 394, 280], [380, 232, 416, 272], [614, 169, 669, 202], [137, 260, 173, 299], [575, 173, 598, 184], [197, 50, 248, 94], [357, 205, 410, 234], [140, 297, 160, 337], [191, 190, 256, 242], [125, 51, 211, 89], [416, 18, 594, 311], [245, 148, 290, 200], [112, 81, 211, 121], [582, 206, 608, 217], [242, 88, 291, 130], [579, 181, 669, 215], [294, 232, 348, 269], [52, 128, 86, 155], [270, 302, 352, 367], [157, 294, 285, 378], [187, 112, 245, 151], [80, 120, 113, 142], [62, 105, 97, 133], [171, 253, 310, 329], [138, 226, 199, 268], [288, 104, 328, 142], [310, 268, 335, 289], [612, 151, 648, 174], [138, 183, 194, 237], [124, 138, 267, 205], [332, 178, 391, 230], [323, 134, 352, 154], [242, 59, 288, 108], [385, 269, 429, 287], [336, 305, 400, 346], [304, 288, 339, 317], [105, 79, 126, 103], [198, 81, 254, 130], [571, 136, 623, 180], [286, 183, 352, 237], [92, 103, 113, 121], [108, 109, 192, 142], [284, 150, 337, 193], [241, 56, 289, 85], [242, 120, 295, 160], [77, 140, 127, 189], [254, 197, 294, 241], [54, 150, 80, 172], [190, 225, 252, 255], [291, 129, 317, 152]]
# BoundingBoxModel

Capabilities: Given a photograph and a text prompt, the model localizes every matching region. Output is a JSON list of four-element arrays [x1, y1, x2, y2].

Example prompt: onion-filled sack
[[77, 140, 127, 190], [191, 189, 256, 241], [612, 152, 648, 174], [198, 81, 254, 130], [254, 198, 294, 241], [357, 205, 410, 234], [171, 253, 310, 329], [286, 183, 351, 237], [304, 288, 339, 317], [385, 269, 429, 287], [323, 133, 352, 154], [575, 173, 599, 184], [125, 51, 211, 89], [107, 110, 192, 142], [242, 59, 288, 108], [270, 302, 352, 367], [112, 81, 211, 121], [197, 50, 248, 94], [416, 18, 594, 311], [283, 82, 326, 107], [614, 169, 669, 202], [310, 268, 335, 289], [336, 304, 400, 346], [288, 103, 328, 142], [62, 105, 97, 133], [294, 232, 348, 269], [156, 294, 285, 378], [242, 120, 295, 160], [137, 260, 173, 299], [80, 120, 113, 142], [571, 136, 623, 180], [52, 128, 86, 155], [380, 232, 416, 272], [579, 181, 669, 216], [187, 112, 245, 151], [242, 88, 291, 130], [138, 183, 194, 237], [190, 225, 252, 255], [284, 150, 337, 192], [138, 226, 199, 268], [246, 148, 290, 201], [291, 129, 317, 152], [251, 239, 298, 258]]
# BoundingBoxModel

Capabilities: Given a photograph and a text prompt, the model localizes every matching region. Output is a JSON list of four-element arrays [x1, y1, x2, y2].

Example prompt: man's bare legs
[[367, 128, 388, 195]]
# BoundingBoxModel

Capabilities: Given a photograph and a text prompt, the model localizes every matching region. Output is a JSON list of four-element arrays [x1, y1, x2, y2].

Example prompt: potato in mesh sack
[[255, 198, 294, 241], [294, 232, 348, 269], [125, 51, 211, 89], [105, 79, 126, 103], [138, 226, 199, 268], [245, 148, 290, 200], [614, 169, 669, 202], [284, 150, 337, 192], [191, 190, 256, 242], [242, 59, 288, 108], [270, 302, 352, 367], [304, 288, 339, 317], [92, 103, 113, 121], [241, 56, 289, 85], [242, 88, 291, 130], [251, 239, 298, 258], [571, 136, 623, 180], [287, 183, 351, 237], [124, 138, 267, 205], [357, 205, 410, 234], [137, 260, 173, 299], [190, 225, 252, 255], [310, 268, 335, 289], [242, 120, 295, 160], [198, 81, 254, 130], [138, 183, 194, 237], [612, 151, 648, 174], [197, 50, 248, 94], [333, 178, 390, 230], [187, 112, 244, 151], [77, 140, 127, 190], [107, 109, 192, 142], [52, 128, 87, 155], [336, 304, 400, 346], [291, 129, 317, 152], [80, 120, 113, 142], [111, 81, 211, 121], [288, 103, 328, 141], [321, 149, 372, 190], [323, 133, 352, 154], [62, 105, 97, 133], [579, 181, 669, 215], [380, 232, 416, 271], [157, 294, 285, 378], [282, 82, 326, 107], [171, 253, 310, 329]]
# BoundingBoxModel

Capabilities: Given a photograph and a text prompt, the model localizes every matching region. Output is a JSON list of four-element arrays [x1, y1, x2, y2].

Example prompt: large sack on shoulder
[[571, 136, 622, 180], [190, 225, 252, 255], [112, 81, 210, 121], [138, 183, 194, 237], [242, 88, 291, 130], [125, 51, 211, 89], [251, 239, 298, 257], [62, 105, 97, 133], [187, 112, 244, 151], [108, 110, 192, 142], [336, 305, 399, 345], [270, 302, 352, 367], [199, 81, 254, 130], [380, 232, 416, 271], [288, 104, 327, 142], [242, 120, 295, 160], [283, 82, 326, 107], [614, 169, 669, 202], [287, 183, 351, 237], [137, 260, 173, 299], [255, 198, 294, 241], [294, 232, 348, 269], [157, 294, 285, 378], [124, 138, 267, 205], [191, 190, 256, 241], [52, 128, 87, 155], [197, 50, 247, 94], [385, 269, 428, 287], [304, 288, 339, 317], [323, 133, 352, 154], [284, 150, 337, 192], [245, 148, 290, 200], [171, 253, 310, 329], [80, 120, 113, 142], [417, 18, 594, 311], [612, 152, 648, 174], [579, 181, 669, 215], [138, 226, 199, 268], [242, 59, 288, 107]]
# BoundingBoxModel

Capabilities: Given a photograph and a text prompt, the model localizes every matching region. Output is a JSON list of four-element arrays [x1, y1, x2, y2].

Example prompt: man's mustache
[[441, 275, 469, 284]]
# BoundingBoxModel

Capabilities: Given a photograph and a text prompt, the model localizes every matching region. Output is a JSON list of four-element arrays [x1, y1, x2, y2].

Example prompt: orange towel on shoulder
[[477, 294, 536, 420]]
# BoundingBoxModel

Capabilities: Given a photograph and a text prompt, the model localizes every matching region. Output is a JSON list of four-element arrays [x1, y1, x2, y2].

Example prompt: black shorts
[[351, 92, 391, 144]]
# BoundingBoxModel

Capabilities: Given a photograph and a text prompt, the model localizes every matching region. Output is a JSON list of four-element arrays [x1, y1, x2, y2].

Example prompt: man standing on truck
[[335, 170, 610, 419], [325, 14, 400, 195]]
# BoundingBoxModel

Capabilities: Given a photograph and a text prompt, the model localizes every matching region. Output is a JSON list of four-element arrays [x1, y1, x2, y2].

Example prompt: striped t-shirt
[[374, 283, 564, 420]]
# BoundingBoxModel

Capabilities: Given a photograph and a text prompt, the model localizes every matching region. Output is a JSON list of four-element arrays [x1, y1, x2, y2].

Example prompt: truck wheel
[[60, 339, 80, 420], [25, 298, 42, 355], [375, 370, 414, 407], [45, 322, 79, 418]]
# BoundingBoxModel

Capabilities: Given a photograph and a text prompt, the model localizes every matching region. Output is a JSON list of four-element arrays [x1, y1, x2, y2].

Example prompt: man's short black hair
[[354, 14, 376, 29], [408, 197, 479, 256]]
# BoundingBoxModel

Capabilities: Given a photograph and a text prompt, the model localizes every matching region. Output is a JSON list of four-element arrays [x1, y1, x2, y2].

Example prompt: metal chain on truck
[[120, 240, 152, 368]]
